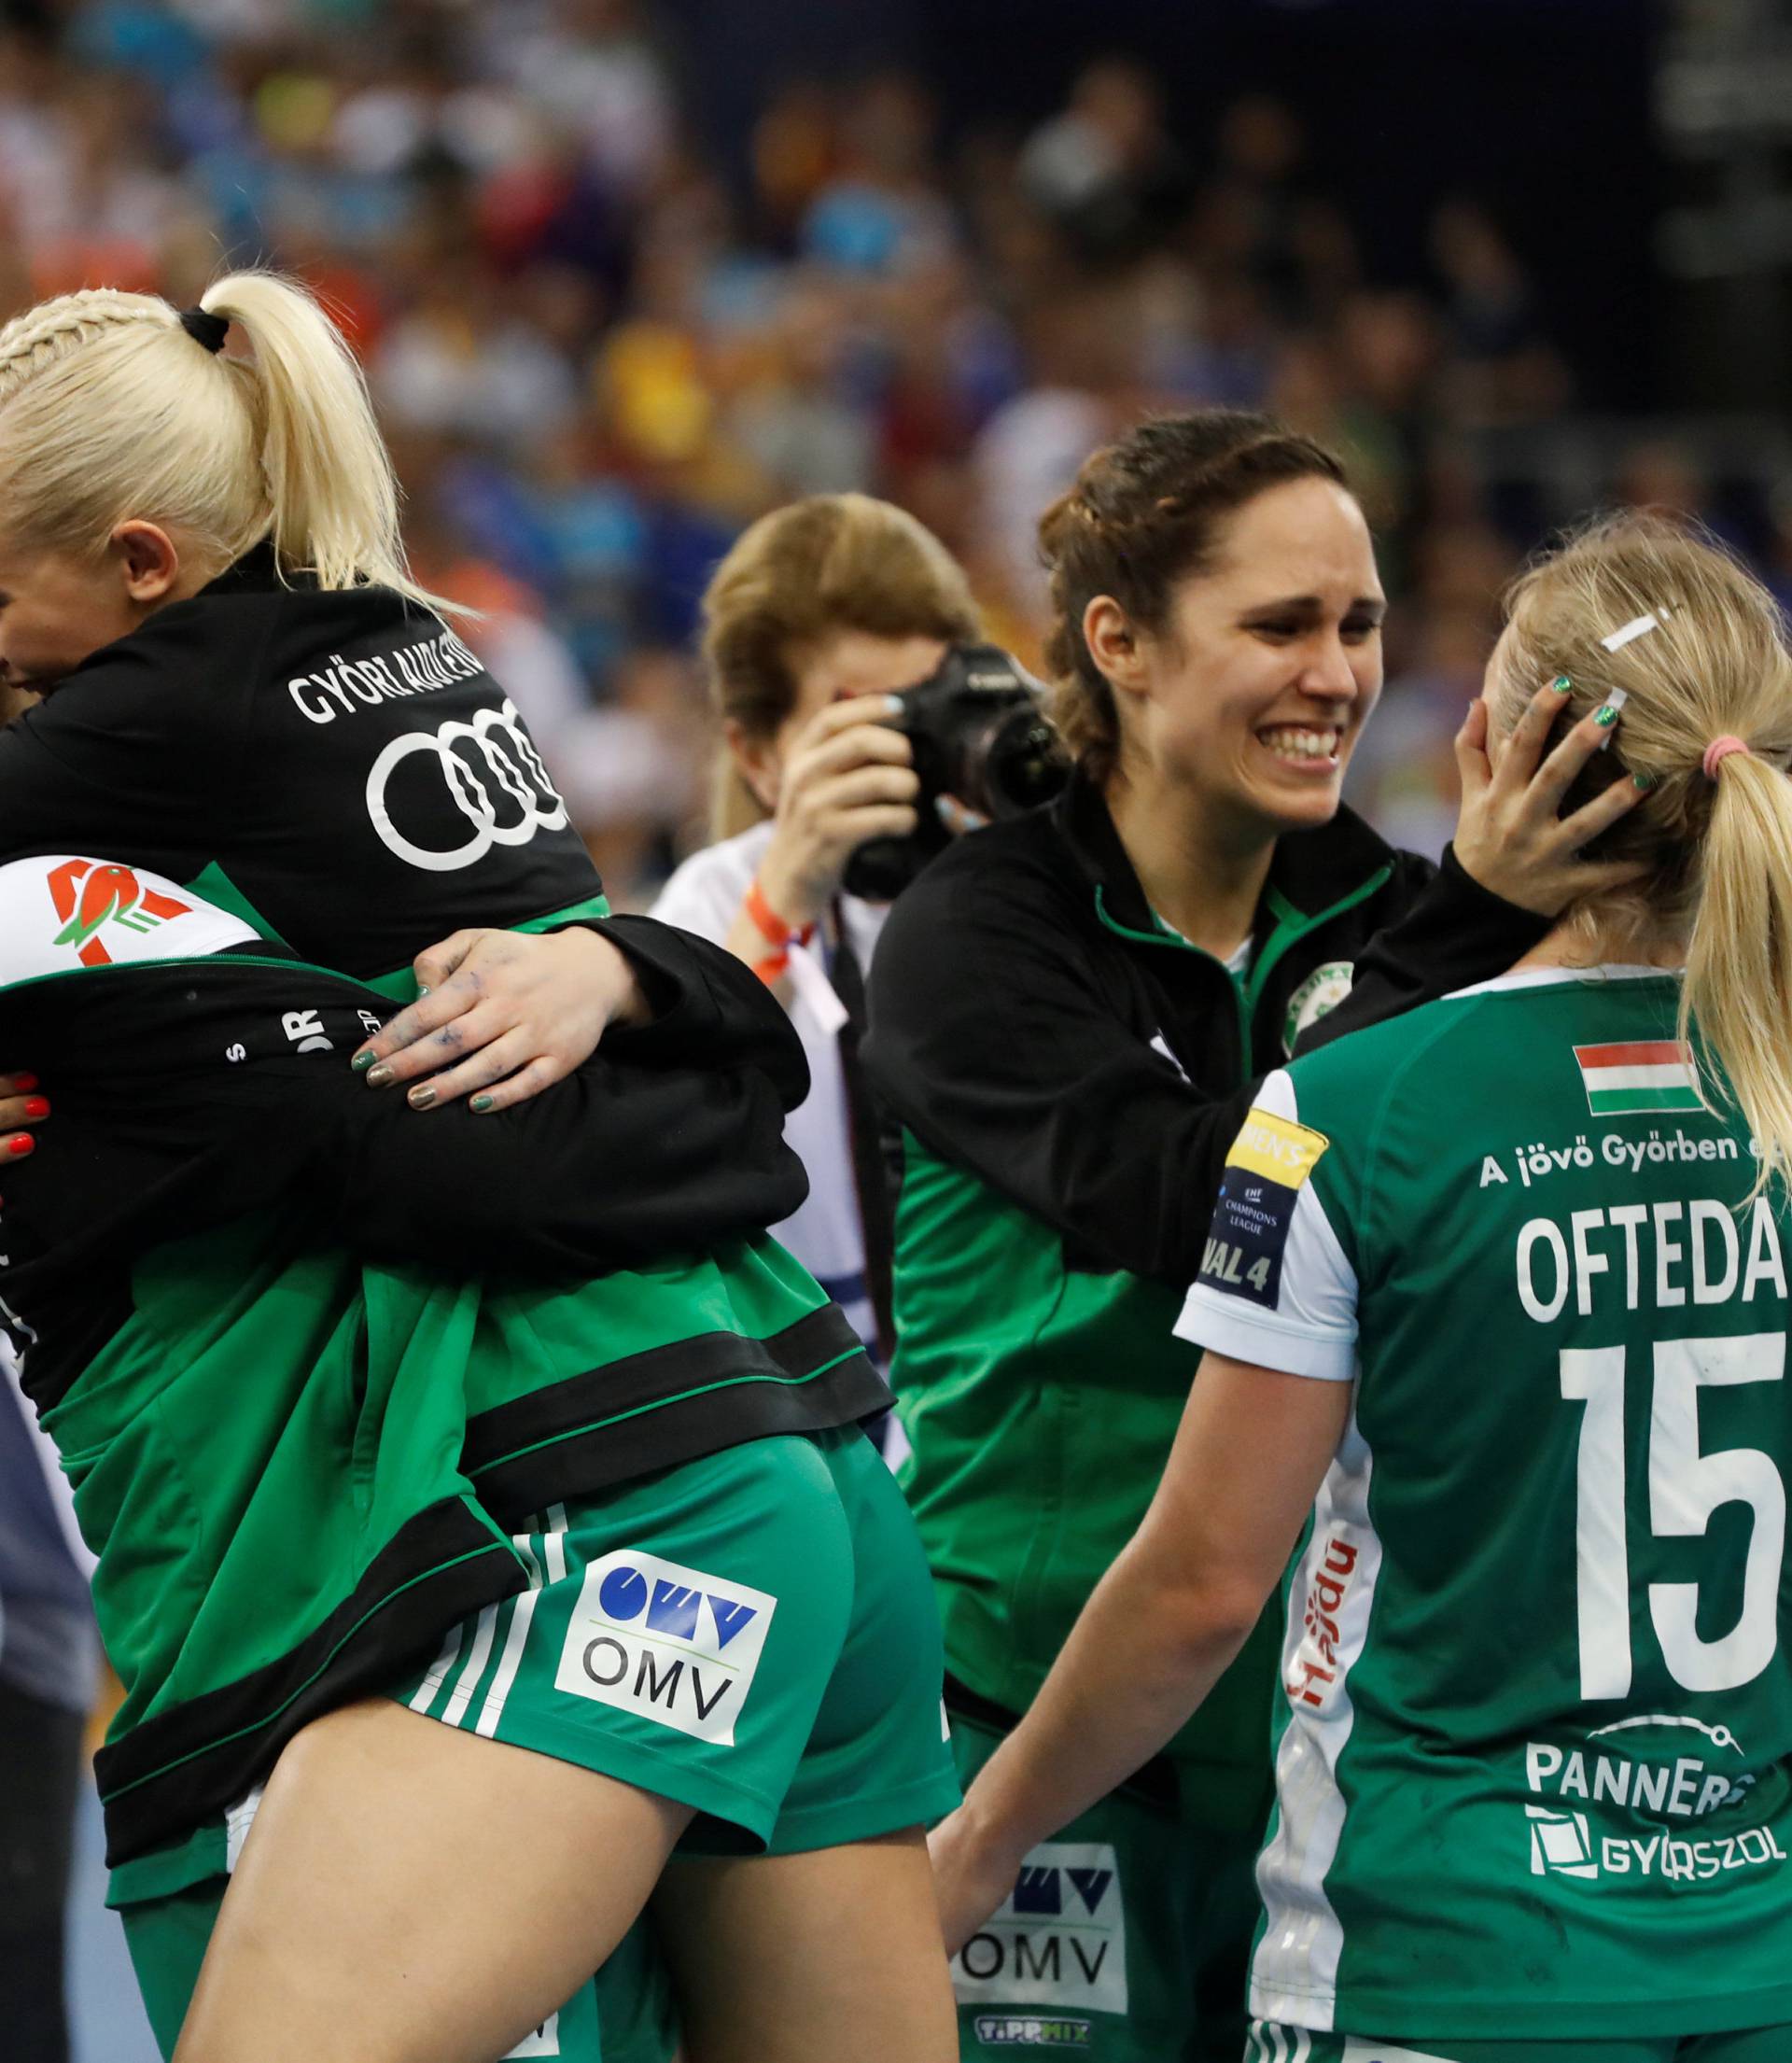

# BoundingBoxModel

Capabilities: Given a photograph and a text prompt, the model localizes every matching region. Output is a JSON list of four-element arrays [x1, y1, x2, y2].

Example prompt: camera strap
[[828, 903, 897, 1367]]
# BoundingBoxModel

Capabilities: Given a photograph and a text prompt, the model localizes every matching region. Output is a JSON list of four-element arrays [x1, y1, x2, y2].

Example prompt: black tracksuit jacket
[[861, 770, 1550, 1792]]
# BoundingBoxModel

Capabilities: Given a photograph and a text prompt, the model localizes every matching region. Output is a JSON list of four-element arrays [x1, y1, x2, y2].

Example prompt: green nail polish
[[365, 1064, 393, 1088], [471, 1093, 495, 1114], [1552, 675, 1574, 695], [351, 1050, 375, 1073], [1633, 771, 1657, 790], [417, 985, 430, 997], [1594, 704, 1619, 727]]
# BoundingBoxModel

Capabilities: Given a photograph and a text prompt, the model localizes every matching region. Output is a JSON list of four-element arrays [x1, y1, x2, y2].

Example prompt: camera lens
[[962, 709, 1069, 819]]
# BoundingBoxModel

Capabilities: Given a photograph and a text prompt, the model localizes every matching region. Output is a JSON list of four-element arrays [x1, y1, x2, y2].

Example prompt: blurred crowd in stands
[[4, 0, 1791, 900]]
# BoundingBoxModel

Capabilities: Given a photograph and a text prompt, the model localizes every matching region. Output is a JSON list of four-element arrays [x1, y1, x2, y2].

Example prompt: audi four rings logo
[[366, 700, 568, 872]]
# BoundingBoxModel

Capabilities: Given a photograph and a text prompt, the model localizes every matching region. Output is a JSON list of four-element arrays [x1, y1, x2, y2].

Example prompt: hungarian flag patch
[[1573, 1039, 1700, 1116]]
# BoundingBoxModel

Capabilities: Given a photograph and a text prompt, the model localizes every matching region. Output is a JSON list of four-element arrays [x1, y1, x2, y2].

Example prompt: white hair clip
[[1594, 685, 1629, 750], [1599, 607, 1673, 653], [1593, 606, 1673, 747]]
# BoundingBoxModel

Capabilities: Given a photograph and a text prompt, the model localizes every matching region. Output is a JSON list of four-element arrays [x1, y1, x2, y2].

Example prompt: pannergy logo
[[1522, 1724, 1786, 1885], [49, 860, 189, 967], [974, 2015, 1091, 2048], [554, 1549, 775, 1746]]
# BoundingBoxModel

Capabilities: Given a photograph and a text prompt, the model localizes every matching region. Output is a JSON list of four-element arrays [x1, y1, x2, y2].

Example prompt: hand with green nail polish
[[1451, 675, 1651, 915], [344, 926, 647, 1116]]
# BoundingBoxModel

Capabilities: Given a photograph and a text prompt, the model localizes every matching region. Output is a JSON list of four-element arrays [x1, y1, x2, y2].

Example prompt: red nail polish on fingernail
[[21, 1097, 49, 1118], [11, 1074, 38, 1092], [7, 1133, 34, 1157]]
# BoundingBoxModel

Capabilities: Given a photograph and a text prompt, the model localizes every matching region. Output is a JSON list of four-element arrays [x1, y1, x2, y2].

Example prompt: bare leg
[[651, 1827, 958, 2063], [175, 1699, 693, 2063]]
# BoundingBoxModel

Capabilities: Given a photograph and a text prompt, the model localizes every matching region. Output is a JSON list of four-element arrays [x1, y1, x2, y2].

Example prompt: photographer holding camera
[[862, 410, 1647, 2061], [654, 494, 1053, 1368]]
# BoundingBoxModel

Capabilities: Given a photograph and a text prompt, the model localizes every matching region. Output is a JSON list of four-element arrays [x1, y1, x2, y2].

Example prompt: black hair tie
[[178, 306, 230, 354]]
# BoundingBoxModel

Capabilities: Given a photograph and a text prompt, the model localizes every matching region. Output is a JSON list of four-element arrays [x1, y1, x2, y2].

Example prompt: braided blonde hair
[[1491, 514, 1792, 1194], [0, 273, 455, 613]]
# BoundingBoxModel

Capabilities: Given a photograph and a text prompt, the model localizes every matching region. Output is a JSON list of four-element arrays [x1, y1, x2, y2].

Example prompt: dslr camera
[[842, 642, 1068, 900]]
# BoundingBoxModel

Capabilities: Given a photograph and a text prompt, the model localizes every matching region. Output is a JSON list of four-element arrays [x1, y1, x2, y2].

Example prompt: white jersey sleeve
[[1173, 1067, 1360, 1381]]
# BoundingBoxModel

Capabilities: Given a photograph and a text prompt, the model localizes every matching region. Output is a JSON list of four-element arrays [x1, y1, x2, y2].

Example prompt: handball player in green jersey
[[931, 514, 1792, 2061], [0, 276, 959, 2063], [864, 411, 1647, 2061]]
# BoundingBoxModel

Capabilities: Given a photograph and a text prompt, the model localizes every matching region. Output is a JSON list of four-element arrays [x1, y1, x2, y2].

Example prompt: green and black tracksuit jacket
[[862, 770, 1548, 1832], [0, 552, 886, 1887]]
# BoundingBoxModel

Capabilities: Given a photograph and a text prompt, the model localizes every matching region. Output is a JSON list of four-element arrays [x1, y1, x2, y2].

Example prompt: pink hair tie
[[1703, 735, 1751, 779]]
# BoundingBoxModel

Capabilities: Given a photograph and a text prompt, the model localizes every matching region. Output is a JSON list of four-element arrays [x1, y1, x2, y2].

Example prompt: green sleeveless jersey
[[1177, 968, 1792, 2042]]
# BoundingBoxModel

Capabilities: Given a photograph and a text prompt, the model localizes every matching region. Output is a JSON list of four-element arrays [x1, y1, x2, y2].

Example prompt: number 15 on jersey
[[1561, 1332, 1785, 1700]]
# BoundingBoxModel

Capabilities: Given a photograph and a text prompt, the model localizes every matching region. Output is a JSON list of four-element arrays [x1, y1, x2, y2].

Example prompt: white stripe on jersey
[[1249, 1406, 1384, 2031], [440, 1603, 499, 1727], [476, 1510, 567, 1739], [409, 1623, 465, 1716]]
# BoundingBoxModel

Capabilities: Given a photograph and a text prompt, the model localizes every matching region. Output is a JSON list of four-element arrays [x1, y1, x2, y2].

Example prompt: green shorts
[[949, 1709, 1264, 2062], [1247, 2029, 1792, 2062], [121, 1426, 957, 2061], [393, 1424, 957, 1852]]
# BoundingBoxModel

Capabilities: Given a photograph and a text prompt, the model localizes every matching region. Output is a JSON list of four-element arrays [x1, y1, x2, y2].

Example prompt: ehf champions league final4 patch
[[1199, 1107, 1330, 1309]]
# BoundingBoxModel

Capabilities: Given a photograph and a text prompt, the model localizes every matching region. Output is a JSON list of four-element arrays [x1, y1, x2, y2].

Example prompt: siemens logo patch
[[951, 1842, 1127, 2017], [1202, 1107, 1330, 1309], [554, 1550, 776, 1745]]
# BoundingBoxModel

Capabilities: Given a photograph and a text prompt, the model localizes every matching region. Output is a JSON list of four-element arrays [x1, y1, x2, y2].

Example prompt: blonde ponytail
[[0, 271, 457, 616], [1683, 750, 1792, 1195], [1492, 514, 1792, 1195]]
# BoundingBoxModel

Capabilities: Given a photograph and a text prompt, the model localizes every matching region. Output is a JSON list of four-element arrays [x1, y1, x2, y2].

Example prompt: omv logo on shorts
[[553, 1549, 776, 1746], [952, 1841, 1127, 2017]]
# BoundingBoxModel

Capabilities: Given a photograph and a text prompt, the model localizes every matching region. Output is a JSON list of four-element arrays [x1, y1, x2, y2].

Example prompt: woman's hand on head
[[755, 695, 920, 927], [349, 929, 650, 1114], [1452, 685, 1648, 916]]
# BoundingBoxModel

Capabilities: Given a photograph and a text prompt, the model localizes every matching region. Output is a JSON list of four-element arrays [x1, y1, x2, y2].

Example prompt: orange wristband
[[744, 877, 813, 951], [750, 948, 791, 986]]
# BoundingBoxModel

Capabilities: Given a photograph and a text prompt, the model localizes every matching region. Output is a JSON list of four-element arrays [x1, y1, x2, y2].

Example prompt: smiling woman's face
[[1118, 476, 1387, 838]]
